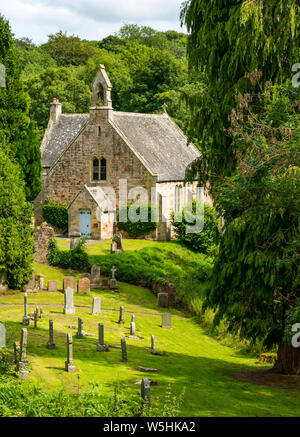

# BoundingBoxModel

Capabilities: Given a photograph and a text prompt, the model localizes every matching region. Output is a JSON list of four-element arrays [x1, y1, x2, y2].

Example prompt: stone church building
[[35, 65, 206, 240]]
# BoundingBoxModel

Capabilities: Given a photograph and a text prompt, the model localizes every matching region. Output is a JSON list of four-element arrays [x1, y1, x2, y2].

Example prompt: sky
[[0, 0, 187, 44]]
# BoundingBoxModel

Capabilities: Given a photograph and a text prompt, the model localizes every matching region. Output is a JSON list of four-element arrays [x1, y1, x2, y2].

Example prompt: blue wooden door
[[79, 210, 92, 237]]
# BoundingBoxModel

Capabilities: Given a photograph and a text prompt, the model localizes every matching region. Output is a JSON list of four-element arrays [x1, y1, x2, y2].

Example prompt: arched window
[[98, 126, 101, 137], [93, 158, 99, 181], [100, 158, 107, 181]]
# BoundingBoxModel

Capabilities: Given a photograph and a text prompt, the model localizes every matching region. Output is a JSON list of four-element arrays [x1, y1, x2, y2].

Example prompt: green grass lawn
[[0, 259, 300, 416]]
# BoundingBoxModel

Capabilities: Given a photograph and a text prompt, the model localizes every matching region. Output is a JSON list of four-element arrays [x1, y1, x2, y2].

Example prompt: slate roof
[[42, 114, 89, 168], [113, 112, 200, 182], [42, 111, 200, 181]]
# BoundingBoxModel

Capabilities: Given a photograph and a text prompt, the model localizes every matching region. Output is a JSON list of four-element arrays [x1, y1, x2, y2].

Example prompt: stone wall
[[34, 223, 55, 265]]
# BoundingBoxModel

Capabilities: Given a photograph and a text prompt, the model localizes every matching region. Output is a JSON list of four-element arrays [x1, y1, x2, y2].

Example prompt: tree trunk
[[272, 341, 300, 374]]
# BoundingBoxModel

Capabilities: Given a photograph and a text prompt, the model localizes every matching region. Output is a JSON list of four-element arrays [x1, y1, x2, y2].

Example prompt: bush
[[117, 204, 158, 238], [171, 202, 220, 254], [49, 238, 90, 271], [0, 148, 34, 289], [42, 202, 68, 230]]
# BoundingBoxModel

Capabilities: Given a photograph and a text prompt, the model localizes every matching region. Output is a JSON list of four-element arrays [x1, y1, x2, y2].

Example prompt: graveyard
[[0, 240, 300, 417]]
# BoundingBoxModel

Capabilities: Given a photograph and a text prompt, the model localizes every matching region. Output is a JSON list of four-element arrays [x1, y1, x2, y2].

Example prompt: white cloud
[[0, 0, 186, 44]]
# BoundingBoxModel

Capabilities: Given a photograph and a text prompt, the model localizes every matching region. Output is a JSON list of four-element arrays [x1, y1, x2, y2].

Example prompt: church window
[[100, 158, 107, 181], [93, 158, 100, 181]]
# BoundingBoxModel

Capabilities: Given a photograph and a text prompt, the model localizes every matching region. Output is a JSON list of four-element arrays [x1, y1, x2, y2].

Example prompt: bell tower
[[90, 65, 113, 123]]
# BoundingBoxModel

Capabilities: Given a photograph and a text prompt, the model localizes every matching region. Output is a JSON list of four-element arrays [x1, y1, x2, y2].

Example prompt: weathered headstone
[[110, 233, 123, 254], [119, 306, 125, 324], [14, 342, 20, 364], [48, 280, 58, 292], [34, 307, 38, 329], [63, 276, 76, 292], [77, 278, 90, 294], [70, 232, 81, 249], [16, 328, 29, 379], [0, 323, 6, 348], [162, 313, 172, 329], [157, 293, 169, 308], [151, 335, 155, 352], [65, 333, 76, 373], [141, 378, 151, 409], [121, 338, 127, 362], [110, 266, 118, 290], [22, 275, 36, 293], [92, 297, 101, 316], [47, 319, 56, 349], [96, 323, 107, 352], [37, 274, 45, 291], [77, 318, 84, 338], [22, 292, 30, 326], [101, 278, 109, 290], [91, 265, 101, 289], [130, 315, 136, 336], [63, 287, 75, 315]]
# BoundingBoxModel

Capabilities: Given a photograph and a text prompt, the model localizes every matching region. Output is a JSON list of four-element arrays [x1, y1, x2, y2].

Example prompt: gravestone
[[22, 275, 37, 293], [92, 297, 101, 316], [83, 273, 91, 280], [110, 233, 123, 254], [70, 232, 81, 249], [101, 278, 109, 290], [77, 278, 90, 294], [119, 306, 125, 325], [162, 313, 172, 329], [151, 335, 155, 352], [110, 266, 118, 290], [97, 323, 107, 352], [63, 276, 76, 292], [14, 342, 20, 364], [16, 328, 29, 379], [130, 315, 136, 336], [37, 274, 45, 291], [40, 308, 43, 319], [91, 265, 101, 289], [0, 323, 6, 348], [64, 287, 75, 315], [34, 307, 38, 329], [141, 378, 151, 409], [77, 318, 84, 338], [47, 319, 56, 349], [65, 333, 76, 373], [157, 293, 169, 308], [48, 280, 58, 292], [22, 293, 31, 326], [121, 338, 127, 362]]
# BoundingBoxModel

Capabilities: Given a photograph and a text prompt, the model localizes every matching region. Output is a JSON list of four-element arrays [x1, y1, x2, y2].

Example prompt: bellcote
[[90, 65, 113, 122]]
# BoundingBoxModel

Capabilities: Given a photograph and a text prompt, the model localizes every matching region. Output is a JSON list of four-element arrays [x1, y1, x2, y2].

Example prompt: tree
[[0, 147, 34, 289], [41, 31, 97, 67], [25, 67, 92, 128], [205, 82, 300, 373], [181, 0, 299, 188], [0, 14, 42, 201]]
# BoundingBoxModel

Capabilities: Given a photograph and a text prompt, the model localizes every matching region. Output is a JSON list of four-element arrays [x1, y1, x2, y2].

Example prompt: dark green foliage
[[171, 202, 220, 254], [25, 67, 92, 128], [205, 83, 300, 350], [0, 148, 34, 289], [15, 39, 57, 79], [181, 0, 299, 186], [42, 202, 68, 230], [49, 238, 90, 272], [117, 204, 158, 238], [41, 31, 97, 67]]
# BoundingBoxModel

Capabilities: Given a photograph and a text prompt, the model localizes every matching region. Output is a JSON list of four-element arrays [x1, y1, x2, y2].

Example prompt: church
[[35, 65, 206, 240]]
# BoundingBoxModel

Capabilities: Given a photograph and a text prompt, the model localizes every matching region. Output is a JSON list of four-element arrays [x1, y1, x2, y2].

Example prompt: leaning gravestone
[[64, 287, 75, 315], [0, 323, 6, 348], [63, 277, 76, 292], [65, 333, 76, 373], [47, 320, 56, 350], [92, 297, 101, 316], [91, 265, 101, 289], [48, 280, 58, 292], [121, 338, 127, 362], [162, 313, 172, 329], [77, 278, 90, 294], [157, 293, 169, 308], [22, 293, 31, 326]]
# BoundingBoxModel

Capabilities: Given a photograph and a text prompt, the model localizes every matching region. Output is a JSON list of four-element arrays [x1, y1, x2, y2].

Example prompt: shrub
[[171, 202, 220, 254], [117, 204, 158, 238], [42, 202, 68, 230], [49, 238, 90, 271]]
